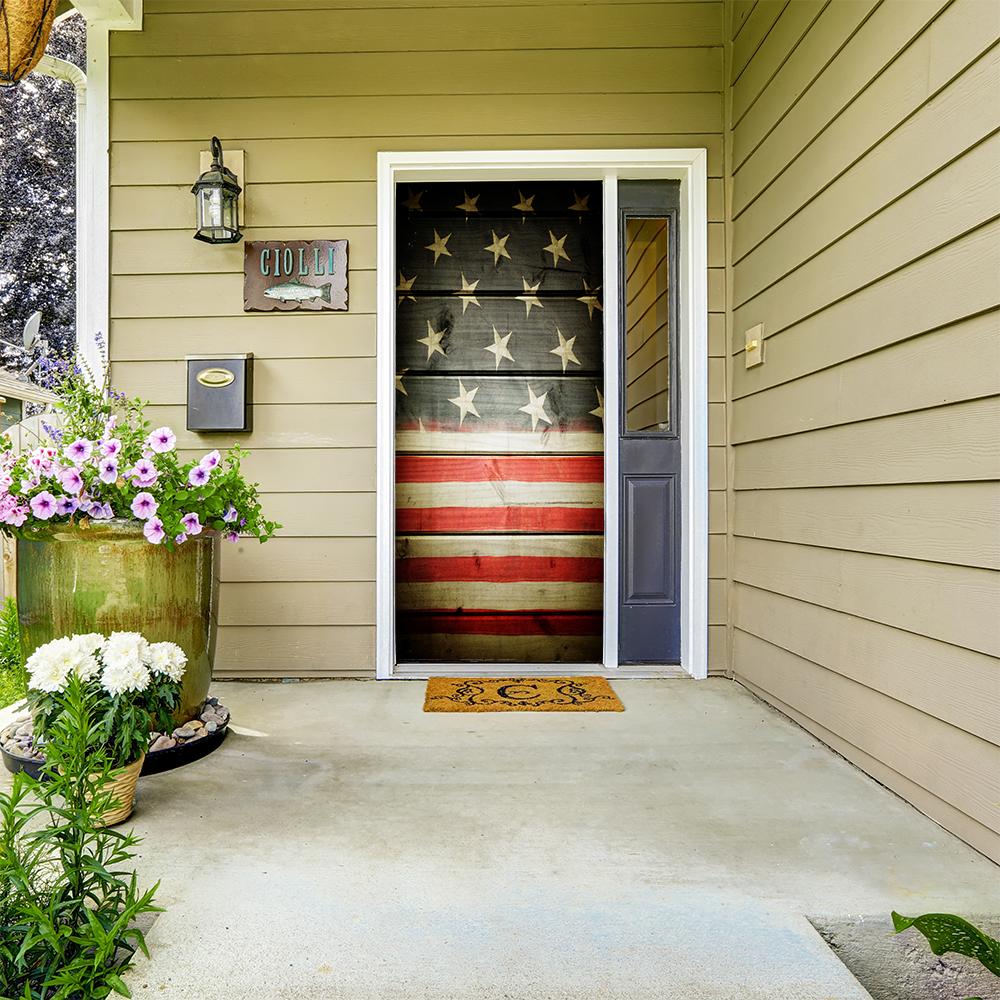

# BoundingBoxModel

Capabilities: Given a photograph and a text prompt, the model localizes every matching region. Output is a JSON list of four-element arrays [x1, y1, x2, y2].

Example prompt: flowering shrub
[[27, 632, 187, 767], [0, 349, 278, 546]]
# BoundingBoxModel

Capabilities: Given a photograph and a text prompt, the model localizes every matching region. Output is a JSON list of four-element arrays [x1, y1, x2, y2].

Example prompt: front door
[[617, 181, 682, 664], [393, 180, 605, 664]]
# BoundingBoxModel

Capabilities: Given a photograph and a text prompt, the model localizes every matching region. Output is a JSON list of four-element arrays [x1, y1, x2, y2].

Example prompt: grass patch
[[0, 598, 26, 709]]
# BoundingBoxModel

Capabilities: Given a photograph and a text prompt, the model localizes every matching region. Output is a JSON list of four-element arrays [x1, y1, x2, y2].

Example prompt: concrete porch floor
[[104, 678, 1000, 998]]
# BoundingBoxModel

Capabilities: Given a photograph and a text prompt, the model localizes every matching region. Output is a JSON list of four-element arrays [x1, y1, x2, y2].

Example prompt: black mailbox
[[186, 354, 253, 433]]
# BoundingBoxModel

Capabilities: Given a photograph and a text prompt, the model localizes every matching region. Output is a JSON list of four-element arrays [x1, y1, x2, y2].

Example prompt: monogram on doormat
[[424, 676, 624, 713]]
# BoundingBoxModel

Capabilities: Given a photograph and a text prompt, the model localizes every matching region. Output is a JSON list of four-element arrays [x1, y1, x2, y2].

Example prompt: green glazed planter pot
[[16, 519, 218, 719]]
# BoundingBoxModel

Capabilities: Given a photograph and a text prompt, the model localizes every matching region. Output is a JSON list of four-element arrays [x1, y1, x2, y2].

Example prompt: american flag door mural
[[395, 181, 605, 662]]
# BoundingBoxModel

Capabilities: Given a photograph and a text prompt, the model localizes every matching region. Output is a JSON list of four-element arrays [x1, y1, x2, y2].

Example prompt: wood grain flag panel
[[395, 181, 604, 663]]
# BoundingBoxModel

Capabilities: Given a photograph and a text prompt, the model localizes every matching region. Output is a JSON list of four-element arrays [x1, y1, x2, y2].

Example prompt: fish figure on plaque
[[244, 239, 348, 312]]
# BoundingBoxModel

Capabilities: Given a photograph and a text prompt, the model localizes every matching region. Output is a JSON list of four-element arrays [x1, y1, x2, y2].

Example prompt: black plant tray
[[141, 724, 228, 775], [1, 723, 228, 780]]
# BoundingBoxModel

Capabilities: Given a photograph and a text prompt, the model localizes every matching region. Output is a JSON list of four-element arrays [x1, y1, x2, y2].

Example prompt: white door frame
[[375, 149, 709, 680]]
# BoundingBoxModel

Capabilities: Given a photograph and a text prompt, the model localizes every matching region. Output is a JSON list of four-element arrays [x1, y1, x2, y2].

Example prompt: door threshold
[[392, 663, 691, 680]]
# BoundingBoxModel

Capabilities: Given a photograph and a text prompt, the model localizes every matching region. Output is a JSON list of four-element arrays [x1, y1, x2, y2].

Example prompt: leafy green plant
[[0, 675, 161, 999], [892, 910, 1000, 998], [0, 598, 26, 709]]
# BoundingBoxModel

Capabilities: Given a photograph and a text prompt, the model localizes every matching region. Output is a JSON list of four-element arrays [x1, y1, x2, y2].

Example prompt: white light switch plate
[[745, 323, 764, 368]]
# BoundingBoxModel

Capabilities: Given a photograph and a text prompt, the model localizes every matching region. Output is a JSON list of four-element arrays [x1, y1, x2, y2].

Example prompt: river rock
[[150, 735, 176, 752], [173, 727, 196, 740]]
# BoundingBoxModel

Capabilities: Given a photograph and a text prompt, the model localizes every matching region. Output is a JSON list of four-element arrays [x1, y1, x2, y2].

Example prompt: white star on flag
[[483, 326, 515, 370], [549, 328, 581, 372], [519, 384, 552, 432], [448, 380, 481, 427]]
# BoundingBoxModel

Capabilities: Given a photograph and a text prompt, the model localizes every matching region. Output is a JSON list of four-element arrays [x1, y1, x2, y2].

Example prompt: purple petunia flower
[[175, 533, 188, 545], [129, 457, 158, 488], [147, 427, 176, 454], [64, 439, 93, 464], [30, 492, 57, 520], [93, 503, 115, 520], [143, 517, 165, 544], [58, 467, 84, 494], [199, 449, 221, 471], [180, 512, 202, 536], [130, 492, 158, 520], [188, 465, 210, 487], [100, 438, 121, 458], [222, 504, 238, 523], [6, 506, 27, 527], [55, 496, 79, 517], [225, 531, 239, 543], [98, 457, 118, 485]]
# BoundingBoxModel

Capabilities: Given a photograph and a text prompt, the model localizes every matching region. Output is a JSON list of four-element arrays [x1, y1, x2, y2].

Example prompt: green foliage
[[892, 910, 1000, 988], [0, 599, 26, 709], [0, 676, 161, 998]]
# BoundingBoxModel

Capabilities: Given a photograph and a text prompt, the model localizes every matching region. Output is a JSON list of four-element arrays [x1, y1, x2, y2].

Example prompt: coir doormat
[[424, 676, 624, 713]]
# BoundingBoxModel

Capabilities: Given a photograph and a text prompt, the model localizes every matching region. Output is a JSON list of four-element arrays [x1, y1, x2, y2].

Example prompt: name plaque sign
[[243, 239, 348, 312]]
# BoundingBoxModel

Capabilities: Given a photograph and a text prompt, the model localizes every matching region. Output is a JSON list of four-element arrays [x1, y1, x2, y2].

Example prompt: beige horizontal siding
[[725, 0, 1000, 861], [109, 1, 730, 678]]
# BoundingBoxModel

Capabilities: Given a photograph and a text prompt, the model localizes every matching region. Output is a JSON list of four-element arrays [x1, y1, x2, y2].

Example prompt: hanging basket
[[0, 0, 59, 87]]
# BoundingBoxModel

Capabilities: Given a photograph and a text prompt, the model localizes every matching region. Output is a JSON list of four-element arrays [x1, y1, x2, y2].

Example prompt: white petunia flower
[[147, 641, 187, 683]]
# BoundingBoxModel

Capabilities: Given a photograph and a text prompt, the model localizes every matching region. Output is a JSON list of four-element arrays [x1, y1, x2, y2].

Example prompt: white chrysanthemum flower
[[104, 631, 151, 665], [101, 657, 151, 697], [26, 638, 76, 693], [71, 633, 106, 680], [147, 641, 187, 682], [72, 633, 105, 656]]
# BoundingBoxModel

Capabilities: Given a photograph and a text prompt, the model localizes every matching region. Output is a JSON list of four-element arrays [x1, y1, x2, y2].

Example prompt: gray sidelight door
[[617, 180, 681, 664]]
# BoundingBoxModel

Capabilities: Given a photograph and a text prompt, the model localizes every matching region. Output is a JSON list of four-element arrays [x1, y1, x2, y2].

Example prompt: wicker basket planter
[[95, 754, 145, 827]]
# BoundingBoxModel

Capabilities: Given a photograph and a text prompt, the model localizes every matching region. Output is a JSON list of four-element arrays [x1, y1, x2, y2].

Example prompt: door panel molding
[[376, 149, 709, 678]]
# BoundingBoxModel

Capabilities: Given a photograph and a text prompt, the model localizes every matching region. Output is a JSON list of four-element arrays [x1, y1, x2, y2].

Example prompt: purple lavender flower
[[180, 512, 202, 536], [143, 517, 165, 544], [98, 457, 118, 485], [188, 465, 210, 487], [199, 449, 221, 471], [64, 439, 93, 465], [147, 427, 177, 454], [222, 504, 238, 523], [42, 421, 63, 444], [130, 492, 158, 520], [29, 492, 57, 520]]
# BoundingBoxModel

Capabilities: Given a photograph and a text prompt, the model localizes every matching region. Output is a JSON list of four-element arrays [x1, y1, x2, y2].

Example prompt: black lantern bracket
[[192, 138, 245, 244]]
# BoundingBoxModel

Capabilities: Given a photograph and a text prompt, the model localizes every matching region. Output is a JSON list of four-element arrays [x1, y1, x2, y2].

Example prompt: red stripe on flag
[[398, 612, 602, 636], [396, 507, 604, 533], [396, 555, 603, 583], [396, 455, 603, 483]]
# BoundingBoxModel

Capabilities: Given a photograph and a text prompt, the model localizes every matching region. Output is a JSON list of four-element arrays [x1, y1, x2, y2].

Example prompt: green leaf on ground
[[891, 911, 1000, 976]]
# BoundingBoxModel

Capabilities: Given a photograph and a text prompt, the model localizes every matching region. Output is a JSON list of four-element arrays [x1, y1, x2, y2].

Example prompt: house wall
[[724, 0, 1000, 862], [106, 0, 729, 677]]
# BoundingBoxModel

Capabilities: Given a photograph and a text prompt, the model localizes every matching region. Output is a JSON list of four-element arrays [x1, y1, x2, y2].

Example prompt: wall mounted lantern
[[192, 137, 242, 244]]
